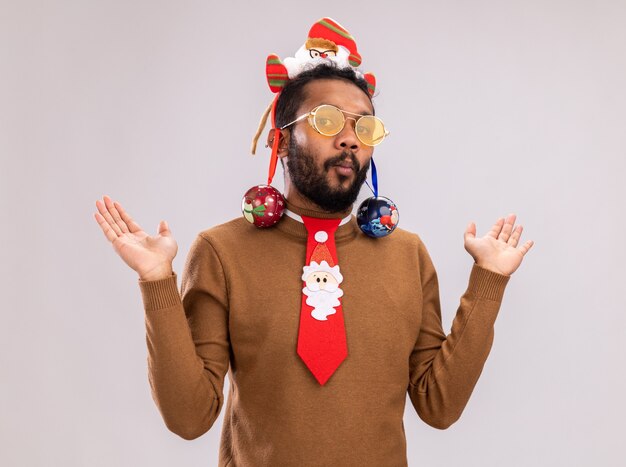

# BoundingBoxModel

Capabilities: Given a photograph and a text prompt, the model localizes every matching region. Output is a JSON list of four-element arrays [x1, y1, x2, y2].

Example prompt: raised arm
[[93, 195, 229, 439], [138, 234, 230, 440], [408, 214, 532, 429]]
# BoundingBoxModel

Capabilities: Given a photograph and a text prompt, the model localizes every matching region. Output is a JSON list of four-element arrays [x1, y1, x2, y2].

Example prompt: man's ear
[[267, 128, 289, 158]]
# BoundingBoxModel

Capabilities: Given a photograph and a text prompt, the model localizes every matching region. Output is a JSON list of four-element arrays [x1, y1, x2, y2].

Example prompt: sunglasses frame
[[279, 104, 390, 147]]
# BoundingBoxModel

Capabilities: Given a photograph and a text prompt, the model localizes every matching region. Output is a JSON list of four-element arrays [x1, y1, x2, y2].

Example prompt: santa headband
[[250, 16, 378, 184]]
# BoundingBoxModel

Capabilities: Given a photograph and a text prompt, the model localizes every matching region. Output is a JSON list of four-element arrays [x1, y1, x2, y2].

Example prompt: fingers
[[518, 239, 535, 256], [487, 217, 505, 239], [96, 197, 123, 236], [103, 195, 129, 234], [497, 214, 517, 242], [113, 199, 142, 233], [94, 211, 119, 243], [159, 220, 172, 236], [507, 225, 523, 247], [504, 219, 535, 256], [94, 195, 143, 243], [480, 212, 534, 256]]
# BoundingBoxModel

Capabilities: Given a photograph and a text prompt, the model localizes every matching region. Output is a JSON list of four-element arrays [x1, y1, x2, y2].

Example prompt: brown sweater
[[138, 202, 510, 467]]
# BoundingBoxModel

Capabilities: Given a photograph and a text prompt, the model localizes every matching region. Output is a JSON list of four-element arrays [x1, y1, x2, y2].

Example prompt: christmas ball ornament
[[242, 185, 285, 228], [357, 196, 399, 238]]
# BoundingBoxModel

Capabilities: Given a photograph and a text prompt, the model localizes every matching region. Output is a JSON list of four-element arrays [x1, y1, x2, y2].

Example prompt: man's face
[[283, 79, 375, 212]]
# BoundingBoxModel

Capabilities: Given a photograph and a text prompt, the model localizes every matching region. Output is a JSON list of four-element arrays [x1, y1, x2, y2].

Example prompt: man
[[94, 19, 533, 467]]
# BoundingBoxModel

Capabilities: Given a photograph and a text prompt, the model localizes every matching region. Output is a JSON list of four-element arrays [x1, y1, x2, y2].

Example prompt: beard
[[286, 135, 370, 212]]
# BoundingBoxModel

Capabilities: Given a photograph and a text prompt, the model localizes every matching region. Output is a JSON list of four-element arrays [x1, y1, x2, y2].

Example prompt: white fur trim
[[283, 44, 361, 79]]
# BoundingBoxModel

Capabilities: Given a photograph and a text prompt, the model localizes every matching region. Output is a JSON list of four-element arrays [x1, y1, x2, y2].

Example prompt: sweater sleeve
[[407, 237, 510, 429], [138, 233, 230, 440]]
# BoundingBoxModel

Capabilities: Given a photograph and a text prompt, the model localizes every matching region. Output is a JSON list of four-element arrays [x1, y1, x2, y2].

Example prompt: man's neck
[[284, 197, 353, 219]]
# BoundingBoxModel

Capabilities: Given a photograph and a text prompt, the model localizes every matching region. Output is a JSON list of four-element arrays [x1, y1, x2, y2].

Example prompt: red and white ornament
[[241, 185, 285, 228]]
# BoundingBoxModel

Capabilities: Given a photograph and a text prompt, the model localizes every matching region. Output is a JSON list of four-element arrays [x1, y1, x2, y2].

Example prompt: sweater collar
[[275, 199, 359, 242]]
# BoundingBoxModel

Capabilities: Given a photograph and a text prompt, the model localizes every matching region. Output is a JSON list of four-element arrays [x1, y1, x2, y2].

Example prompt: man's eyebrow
[[320, 102, 374, 116]]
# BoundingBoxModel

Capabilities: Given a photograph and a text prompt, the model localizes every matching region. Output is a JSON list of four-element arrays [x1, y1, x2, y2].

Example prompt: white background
[[1, 0, 624, 465]]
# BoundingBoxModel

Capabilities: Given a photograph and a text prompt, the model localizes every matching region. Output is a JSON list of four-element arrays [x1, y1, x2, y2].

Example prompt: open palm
[[94, 195, 178, 279], [464, 214, 534, 276]]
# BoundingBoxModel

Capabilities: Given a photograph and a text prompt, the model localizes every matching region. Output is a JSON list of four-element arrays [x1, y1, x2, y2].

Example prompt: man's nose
[[334, 117, 360, 151]]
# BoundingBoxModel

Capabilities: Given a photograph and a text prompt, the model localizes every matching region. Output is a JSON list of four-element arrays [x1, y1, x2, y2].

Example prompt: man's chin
[[327, 182, 355, 197], [327, 171, 356, 188]]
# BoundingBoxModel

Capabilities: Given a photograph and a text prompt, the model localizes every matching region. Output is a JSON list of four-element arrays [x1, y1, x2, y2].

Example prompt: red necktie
[[297, 215, 348, 385]]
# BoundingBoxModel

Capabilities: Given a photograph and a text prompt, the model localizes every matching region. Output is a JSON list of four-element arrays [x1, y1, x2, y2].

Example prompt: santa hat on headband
[[309, 17, 362, 67]]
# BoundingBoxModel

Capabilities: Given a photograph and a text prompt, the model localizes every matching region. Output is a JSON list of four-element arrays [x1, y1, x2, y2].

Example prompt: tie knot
[[301, 216, 342, 237]]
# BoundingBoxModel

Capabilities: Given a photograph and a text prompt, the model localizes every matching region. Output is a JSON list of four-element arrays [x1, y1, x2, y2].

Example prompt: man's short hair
[[274, 62, 373, 129]]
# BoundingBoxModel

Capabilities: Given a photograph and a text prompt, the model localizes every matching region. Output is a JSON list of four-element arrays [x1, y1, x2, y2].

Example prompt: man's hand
[[464, 214, 534, 276], [94, 195, 178, 281]]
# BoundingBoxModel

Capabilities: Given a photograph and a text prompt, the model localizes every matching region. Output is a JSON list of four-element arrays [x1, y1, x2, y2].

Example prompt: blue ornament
[[357, 196, 399, 238]]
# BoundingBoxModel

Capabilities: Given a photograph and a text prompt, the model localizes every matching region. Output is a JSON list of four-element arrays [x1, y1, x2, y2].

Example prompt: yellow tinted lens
[[356, 116, 386, 146], [312, 105, 344, 135]]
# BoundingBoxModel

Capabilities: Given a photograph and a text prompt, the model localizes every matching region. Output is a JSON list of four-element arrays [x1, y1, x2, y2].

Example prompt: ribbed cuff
[[138, 272, 181, 311], [466, 263, 510, 302]]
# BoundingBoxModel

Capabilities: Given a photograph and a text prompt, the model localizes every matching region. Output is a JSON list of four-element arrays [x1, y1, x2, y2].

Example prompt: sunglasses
[[279, 104, 390, 147]]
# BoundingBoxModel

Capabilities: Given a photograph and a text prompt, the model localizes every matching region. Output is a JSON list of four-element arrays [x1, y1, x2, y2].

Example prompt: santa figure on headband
[[265, 17, 375, 94]]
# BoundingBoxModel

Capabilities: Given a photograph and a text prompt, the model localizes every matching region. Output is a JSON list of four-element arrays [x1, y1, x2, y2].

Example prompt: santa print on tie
[[298, 215, 348, 385]]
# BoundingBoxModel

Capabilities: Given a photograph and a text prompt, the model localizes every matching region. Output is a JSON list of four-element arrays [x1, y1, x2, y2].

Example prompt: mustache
[[323, 151, 361, 173]]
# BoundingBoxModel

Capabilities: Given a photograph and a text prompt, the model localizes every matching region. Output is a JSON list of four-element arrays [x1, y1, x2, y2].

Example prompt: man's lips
[[333, 161, 356, 176], [325, 153, 359, 177], [334, 165, 354, 176]]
